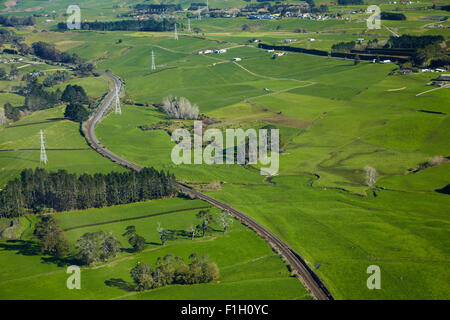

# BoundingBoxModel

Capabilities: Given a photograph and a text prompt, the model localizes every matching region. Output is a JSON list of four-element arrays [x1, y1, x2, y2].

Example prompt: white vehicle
[[232, 58, 242, 62]]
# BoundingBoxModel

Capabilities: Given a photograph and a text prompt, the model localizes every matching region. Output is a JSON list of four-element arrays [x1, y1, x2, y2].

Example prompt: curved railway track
[[83, 71, 334, 301]]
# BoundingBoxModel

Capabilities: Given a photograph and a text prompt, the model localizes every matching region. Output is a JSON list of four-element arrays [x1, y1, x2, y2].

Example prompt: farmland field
[[0, 0, 449, 302]]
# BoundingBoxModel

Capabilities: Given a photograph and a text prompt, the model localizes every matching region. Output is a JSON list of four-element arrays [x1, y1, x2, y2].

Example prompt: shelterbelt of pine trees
[[0, 168, 178, 217]]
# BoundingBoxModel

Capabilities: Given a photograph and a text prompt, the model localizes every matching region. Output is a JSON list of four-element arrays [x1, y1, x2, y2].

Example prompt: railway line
[[83, 71, 334, 300]]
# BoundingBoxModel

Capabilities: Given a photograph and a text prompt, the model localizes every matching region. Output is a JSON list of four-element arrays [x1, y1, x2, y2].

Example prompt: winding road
[[83, 71, 334, 300]]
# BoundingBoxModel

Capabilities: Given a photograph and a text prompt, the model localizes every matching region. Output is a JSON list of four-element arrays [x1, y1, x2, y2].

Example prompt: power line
[[40, 129, 48, 164]]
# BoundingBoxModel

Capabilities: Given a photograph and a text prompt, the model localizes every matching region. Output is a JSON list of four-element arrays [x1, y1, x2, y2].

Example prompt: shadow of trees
[[105, 278, 135, 292], [0, 239, 80, 267]]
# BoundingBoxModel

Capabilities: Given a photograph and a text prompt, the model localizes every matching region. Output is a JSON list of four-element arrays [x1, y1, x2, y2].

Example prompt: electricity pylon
[[40, 129, 48, 164], [151, 50, 156, 70], [115, 88, 121, 115], [174, 23, 178, 40]]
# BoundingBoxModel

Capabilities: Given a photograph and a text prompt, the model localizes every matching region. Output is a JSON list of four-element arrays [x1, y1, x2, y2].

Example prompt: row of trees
[[22, 77, 89, 113], [130, 253, 219, 291], [0, 15, 35, 27], [0, 167, 178, 217], [156, 210, 234, 246], [331, 41, 356, 52], [57, 19, 174, 32], [381, 12, 406, 21], [388, 35, 445, 49], [32, 41, 81, 65]]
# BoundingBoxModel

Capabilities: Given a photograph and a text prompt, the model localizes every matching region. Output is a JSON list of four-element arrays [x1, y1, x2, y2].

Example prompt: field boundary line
[[63, 206, 211, 231]]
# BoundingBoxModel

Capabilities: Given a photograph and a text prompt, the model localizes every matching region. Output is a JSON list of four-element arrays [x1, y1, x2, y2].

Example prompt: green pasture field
[[80, 34, 448, 299], [0, 105, 123, 187], [0, 199, 309, 300]]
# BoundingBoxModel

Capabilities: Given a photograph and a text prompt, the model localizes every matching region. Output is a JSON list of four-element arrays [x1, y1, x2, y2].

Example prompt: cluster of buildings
[[0, 56, 23, 64], [248, 14, 279, 20], [197, 49, 227, 55], [298, 13, 329, 20]]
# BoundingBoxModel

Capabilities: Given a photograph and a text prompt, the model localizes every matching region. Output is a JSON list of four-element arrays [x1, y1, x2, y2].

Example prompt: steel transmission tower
[[115, 88, 121, 115], [151, 50, 156, 70], [174, 23, 178, 40], [40, 129, 48, 164]]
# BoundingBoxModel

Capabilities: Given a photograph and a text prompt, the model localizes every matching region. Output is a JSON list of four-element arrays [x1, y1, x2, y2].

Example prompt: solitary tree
[[217, 211, 233, 233], [196, 209, 215, 237], [187, 224, 197, 240], [123, 225, 146, 252]]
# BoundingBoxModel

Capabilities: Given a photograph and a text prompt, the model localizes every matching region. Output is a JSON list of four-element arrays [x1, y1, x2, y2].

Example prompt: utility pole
[[151, 50, 156, 70], [40, 129, 48, 164], [174, 23, 178, 40], [188, 18, 191, 32], [115, 88, 121, 115]]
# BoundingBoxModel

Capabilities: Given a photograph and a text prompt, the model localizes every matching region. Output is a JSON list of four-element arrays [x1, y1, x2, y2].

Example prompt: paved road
[[83, 71, 334, 300]]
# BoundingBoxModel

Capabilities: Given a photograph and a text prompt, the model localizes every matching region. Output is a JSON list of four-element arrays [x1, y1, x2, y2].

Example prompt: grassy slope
[[79, 34, 448, 299], [0, 199, 308, 300]]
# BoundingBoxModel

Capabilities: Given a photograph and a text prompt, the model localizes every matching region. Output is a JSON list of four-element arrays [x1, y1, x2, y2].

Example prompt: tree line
[[0, 167, 178, 217], [0, 15, 35, 27], [57, 19, 174, 32], [22, 78, 89, 112], [32, 41, 81, 65]]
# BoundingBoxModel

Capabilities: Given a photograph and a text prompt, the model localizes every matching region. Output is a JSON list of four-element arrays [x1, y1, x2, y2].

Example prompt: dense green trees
[[331, 41, 356, 52], [64, 103, 89, 122], [76, 231, 121, 265], [57, 19, 173, 32], [388, 35, 444, 49], [0, 15, 35, 27], [381, 12, 406, 21], [24, 80, 60, 111], [34, 216, 71, 258], [130, 253, 219, 291], [32, 41, 81, 64], [61, 85, 88, 104], [3, 103, 20, 122], [0, 68, 6, 80], [123, 226, 146, 252], [0, 168, 178, 217]]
